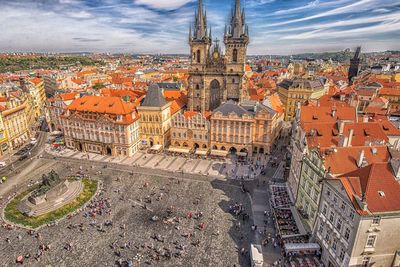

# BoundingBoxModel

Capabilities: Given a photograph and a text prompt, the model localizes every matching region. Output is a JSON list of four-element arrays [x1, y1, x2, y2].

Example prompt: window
[[333, 194, 338, 203], [329, 211, 334, 222], [233, 48, 238, 62], [327, 189, 331, 197], [322, 203, 328, 215], [341, 201, 346, 211], [319, 223, 324, 233], [349, 211, 355, 220], [196, 49, 201, 63], [332, 239, 337, 251], [339, 249, 345, 261], [366, 235, 376, 247], [372, 217, 381, 225], [344, 227, 350, 241], [336, 218, 342, 231]]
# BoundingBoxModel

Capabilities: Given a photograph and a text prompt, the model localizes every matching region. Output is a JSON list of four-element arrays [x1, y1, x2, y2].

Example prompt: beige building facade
[[170, 111, 210, 151], [137, 84, 172, 148], [62, 95, 140, 157]]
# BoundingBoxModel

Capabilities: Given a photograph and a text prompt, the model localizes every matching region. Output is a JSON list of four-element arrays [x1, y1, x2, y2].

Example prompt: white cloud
[[265, 12, 400, 34], [270, 0, 398, 26], [134, 0, 194, 10], [280, 20, 400, 40]]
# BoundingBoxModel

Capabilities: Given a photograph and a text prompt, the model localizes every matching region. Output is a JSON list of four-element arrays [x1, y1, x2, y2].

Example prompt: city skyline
[[0, 0, 399, 55]]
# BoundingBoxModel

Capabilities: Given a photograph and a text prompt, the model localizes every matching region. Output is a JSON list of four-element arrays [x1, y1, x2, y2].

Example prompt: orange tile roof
[[30, 77, 43, 85], [265, 94, 284, 113], [77, 70, 96, 77], [164, 90, 183, 101], [170, 98, 186, 115], [300, 106, 357, 125], [59, 92, 79, 101], [377, 119, 400, 136], [324, 146, 389, 176], [338, 163, 400, 214], [71, 78, 85, 85], [304, 122, 389, 149], [379, 87, 400, 96], [183, 111, 198, 119], [66, 95, 135, 116]]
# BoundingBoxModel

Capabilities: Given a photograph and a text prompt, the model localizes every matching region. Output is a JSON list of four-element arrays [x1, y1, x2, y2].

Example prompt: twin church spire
[[189, 0, 248, 42]]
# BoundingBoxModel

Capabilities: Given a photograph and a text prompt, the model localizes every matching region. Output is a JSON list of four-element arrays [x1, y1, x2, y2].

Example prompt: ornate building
[[188, 0, 249, 112], [170, 111, 210, 154], [137, 84, 172, 149], [210, 100, 282, 156], [62, 95, 141, 157]]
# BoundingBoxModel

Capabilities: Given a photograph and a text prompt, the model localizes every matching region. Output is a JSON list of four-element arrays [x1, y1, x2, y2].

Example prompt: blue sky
[[0, 0, 399, 55]]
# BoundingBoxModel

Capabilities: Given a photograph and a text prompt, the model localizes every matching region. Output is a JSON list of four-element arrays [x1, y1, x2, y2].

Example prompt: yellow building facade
[[137, 84, 172, 148], [278, 79, 327, 121]]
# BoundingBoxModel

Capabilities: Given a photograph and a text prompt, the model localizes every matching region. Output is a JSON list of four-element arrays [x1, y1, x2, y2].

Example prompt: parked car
[[0, 161, 6, 167]]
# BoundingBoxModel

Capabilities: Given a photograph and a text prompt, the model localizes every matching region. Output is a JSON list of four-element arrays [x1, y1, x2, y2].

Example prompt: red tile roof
[[59, 92, 79, 101], [324, 146, 389, 176], [30, 77, 43, 85], [338, 163, 400, 214], [300, 106, 357, 125], [66, 95, 135, 116]]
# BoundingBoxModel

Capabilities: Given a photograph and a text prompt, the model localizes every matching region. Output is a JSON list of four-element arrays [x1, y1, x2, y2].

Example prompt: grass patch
[[4, 179, 98, 229]]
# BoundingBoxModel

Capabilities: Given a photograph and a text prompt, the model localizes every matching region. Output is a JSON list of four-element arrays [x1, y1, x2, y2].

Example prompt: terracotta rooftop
[[324, 146, 389, 176], [66, 95, 135, 115], [338, 163, 400, 215], [300, 106, 357, 125]]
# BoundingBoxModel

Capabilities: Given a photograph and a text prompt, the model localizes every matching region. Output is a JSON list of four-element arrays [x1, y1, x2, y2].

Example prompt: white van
[[0, 161, 6, 168], [250, 243, 264, 267]]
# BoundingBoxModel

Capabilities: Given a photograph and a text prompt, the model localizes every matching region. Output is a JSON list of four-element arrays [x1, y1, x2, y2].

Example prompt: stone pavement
[[46, 146, 247, 180], [45, 140, 291, 266]]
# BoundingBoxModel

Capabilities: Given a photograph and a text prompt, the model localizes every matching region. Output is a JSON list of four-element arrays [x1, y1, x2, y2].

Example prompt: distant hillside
[[0, 56, 104, 72]]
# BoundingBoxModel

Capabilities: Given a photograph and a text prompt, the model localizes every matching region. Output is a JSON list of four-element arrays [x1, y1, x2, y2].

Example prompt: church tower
[[224, 0, 249, 101], [188, 0, 212, 111], [188, 0, 249, 112]]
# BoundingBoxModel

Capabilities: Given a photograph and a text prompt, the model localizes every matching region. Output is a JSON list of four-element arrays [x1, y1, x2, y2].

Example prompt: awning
[[250, 244, 263, 266], [237, 152, 248, 157], [284, 243, 320, 253], [168, 146, 191, 154], [195, 149, 209, 156], [210, 149, 229, 157], [150, 144, 162, 151]]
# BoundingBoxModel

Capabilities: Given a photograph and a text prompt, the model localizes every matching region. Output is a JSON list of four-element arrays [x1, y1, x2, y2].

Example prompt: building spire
[[231, 0, 245, 38], [193, 0, 207, 40]]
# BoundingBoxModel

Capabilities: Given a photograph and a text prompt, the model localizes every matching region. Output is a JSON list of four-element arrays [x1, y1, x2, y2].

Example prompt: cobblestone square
[[0, 162, 253, 267]]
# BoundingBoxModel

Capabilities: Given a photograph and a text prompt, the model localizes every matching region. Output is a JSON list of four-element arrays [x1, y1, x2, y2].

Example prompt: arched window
[[196, 84, 200, 90], [233, 48, 238, 63], [196, 49, 201, 63]]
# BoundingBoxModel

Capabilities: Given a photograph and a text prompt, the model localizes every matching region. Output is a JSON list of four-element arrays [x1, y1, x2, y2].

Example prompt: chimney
[[331, 107, 336, 117], [348, 129, 354, 147], [339, 134, 349, 147], [338, 120, 345, 134], [357, 150, 365, 168]]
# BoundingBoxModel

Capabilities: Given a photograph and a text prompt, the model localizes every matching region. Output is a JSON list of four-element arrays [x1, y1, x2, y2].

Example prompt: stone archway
[[194, 143, 199, 149], [209, 79, 221, 111], [229, 147, 237, 155]]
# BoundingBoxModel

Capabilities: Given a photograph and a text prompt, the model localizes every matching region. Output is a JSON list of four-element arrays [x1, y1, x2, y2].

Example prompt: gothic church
[[188, 0, 249, 112]]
